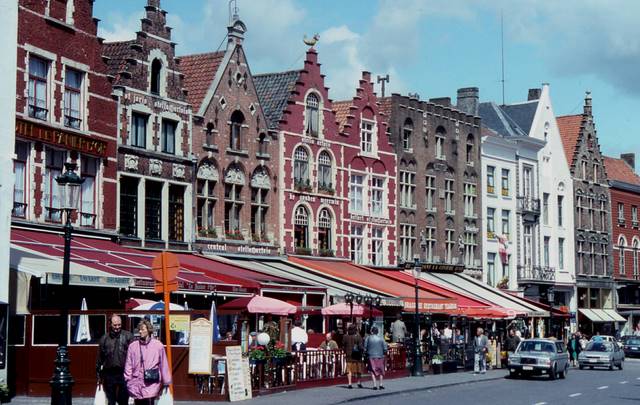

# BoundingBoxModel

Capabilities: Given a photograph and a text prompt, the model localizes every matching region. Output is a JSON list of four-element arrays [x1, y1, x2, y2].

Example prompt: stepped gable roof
[[102, 40, 136, 83], [254, 70, 301, 129], [604, 156, 640, 186], [478, 102, 527, 137], [501, 100, 539, 135], [332, 100, 352, 131], [556, 114, 583, 166], [179, 51, 225, 111]]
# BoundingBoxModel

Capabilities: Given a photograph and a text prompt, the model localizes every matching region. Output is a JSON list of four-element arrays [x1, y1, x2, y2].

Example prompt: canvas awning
[[579, 308, 626, 323]]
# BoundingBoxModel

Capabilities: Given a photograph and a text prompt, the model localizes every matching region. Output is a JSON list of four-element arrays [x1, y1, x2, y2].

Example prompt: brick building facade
[[382, 92, 482, 276], [103, 0, 194, 250], [558, 92, 615, 333], [604, 154, 640, 313], [13, 0, 117, 231], [255, 48, 348, 258], [333, 72, 397, 267], [180, 13, 279, 256]]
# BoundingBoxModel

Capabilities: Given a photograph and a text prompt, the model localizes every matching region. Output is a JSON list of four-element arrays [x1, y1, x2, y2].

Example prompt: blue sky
[[94, 0, 640, 162]]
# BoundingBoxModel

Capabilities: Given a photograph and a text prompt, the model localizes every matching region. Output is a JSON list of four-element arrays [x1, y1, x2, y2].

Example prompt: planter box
[[442, 360, 458, 373]]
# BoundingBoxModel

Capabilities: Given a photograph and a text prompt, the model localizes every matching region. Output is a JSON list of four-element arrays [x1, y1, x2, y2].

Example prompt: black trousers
[[102, 368, 129, 405], [134, 399, 154, 405]]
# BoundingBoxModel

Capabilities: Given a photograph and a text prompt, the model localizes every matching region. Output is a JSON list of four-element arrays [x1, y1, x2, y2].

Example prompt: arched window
[[634, 239, 639, 276], [196, 160, 219, 237], [229, 110, 244, 150], [150, 59, 162, 94], [294, 147, 309, 189], [294, 206, 309, 251], [318, 151, 332, 191], [619, 236, 627, 275], [435, 127, 446, 159], [305, 93, 320, 136], [224, 164, 245, 236], [402, 118, 413, 151], [466, 134, 475, 164], [318, 208, 332, 253]]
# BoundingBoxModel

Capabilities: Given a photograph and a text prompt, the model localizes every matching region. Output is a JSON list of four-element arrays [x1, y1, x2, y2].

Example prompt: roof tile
[[604, 156, 640, 186], [556, 114, 584, 166], [179, 51, 225, 112], [254, 70, 301, 129], [102, 40, 137, 83], [332, 100, 352, 131]]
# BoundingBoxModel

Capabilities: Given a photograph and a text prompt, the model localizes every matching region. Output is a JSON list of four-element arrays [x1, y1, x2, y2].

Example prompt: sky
[[94, 0, 640, 162]]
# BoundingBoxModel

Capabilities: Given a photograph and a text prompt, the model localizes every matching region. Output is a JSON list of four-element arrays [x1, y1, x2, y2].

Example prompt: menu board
[[188, 318, 213, 375], [226, 345, 252, 402]]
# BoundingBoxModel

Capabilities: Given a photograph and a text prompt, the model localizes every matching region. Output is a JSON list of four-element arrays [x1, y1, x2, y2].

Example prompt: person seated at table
[[223, 331, 234, 341], [291, 319, 308, 352], [319, 333, 339, 350]]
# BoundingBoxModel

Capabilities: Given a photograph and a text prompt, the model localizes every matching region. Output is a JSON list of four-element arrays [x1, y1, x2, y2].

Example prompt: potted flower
[[271, 341, 289, 366], [249, 345, 266, 364], [431, 354, 445, 374], [0, 382, 10, 403], [497, 276, 509, 289]]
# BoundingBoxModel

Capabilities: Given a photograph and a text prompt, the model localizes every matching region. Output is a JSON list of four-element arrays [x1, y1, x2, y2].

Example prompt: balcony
[[517, 196, 540, 223], [517, 265, 555, 284]]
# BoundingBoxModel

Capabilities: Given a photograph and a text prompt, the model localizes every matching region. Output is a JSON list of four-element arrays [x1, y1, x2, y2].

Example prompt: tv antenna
[[500, 9, 506, 106], [377, 74, 390, 98], [228, 0, 239, 24]]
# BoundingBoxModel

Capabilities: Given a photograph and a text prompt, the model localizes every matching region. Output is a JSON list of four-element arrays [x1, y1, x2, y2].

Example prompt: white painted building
[[480, 85, 576, 325], [0, 0, 18, 383]]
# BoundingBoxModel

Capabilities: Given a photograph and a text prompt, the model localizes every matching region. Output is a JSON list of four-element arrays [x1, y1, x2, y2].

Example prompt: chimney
[[528, 88, 541, 101], [456, 87, 479, 115], [583, 91, 592, 121], [621, 153, 636, 171]]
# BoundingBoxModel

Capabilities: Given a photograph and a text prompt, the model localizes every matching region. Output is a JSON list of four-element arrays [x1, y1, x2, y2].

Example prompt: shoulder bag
[[139, 341, 160, 384]]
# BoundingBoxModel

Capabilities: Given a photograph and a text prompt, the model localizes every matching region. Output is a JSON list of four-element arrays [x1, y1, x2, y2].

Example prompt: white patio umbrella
[[74, 298, 91, 343]]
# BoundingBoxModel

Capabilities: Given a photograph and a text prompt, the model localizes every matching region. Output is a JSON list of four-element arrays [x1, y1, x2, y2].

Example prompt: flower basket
[[249, 346, 266, 363], [225, 230, 244, 240], [295, 247, 312, 255], [318, 248, 335, 257]]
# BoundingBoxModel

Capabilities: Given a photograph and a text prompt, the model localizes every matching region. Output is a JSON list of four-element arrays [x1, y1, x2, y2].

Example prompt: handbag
[[93, 384, 106, 405], [139, 342, 160, 384]]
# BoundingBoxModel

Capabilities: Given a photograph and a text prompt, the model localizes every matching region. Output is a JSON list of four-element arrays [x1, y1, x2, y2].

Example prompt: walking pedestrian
[[390, 314, 407, 343], [343, 324, 364, 389], [568, 333, 581, 367], [124, 320, 172, 405], [473, 327, 489, 374], [96, 315, 134, 405], [364, 326, 388, 390]]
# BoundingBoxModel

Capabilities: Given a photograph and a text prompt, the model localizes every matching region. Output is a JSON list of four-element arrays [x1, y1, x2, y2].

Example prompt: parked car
[[621, 336, 640, 358], [507, 339, 570, 380], [590, 335, 623, 349], [578, 341, 624, 370]]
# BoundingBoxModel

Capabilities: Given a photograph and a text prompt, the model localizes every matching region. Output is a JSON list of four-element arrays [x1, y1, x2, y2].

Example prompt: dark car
[[507, 339, 569, 380], [622, 336, 640, 357]]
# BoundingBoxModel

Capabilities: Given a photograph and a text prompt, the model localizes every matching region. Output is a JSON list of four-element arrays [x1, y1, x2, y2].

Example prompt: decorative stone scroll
[[197, 162, 219, 182], [224, 165, 245, 185], [173, 163, 185, 179], [124, 154, 139, 171], [251, 169, 271, 189], [149, 159, 163, 176]]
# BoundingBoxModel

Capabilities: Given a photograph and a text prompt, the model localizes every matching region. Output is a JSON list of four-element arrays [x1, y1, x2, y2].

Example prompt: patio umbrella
[[321, 302, 383, 317], [218, 295, 296, 315], [210, 300, 221, 343], [132, 300, 185, 311], [74, 298, 91, 343]]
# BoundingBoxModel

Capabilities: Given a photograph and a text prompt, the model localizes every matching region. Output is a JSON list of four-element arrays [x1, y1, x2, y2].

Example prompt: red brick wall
[[17, 0, 118, 230], [611, 186, 640, 279]]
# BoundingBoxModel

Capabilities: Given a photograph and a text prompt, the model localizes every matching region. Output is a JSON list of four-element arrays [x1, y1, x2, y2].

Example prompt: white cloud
[[321, 26, 359, 44], [98, 11, 142, 42]]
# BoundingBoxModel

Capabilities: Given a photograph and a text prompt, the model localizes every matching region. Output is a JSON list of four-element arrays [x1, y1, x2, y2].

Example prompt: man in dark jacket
[[505, 328, 521, 353], [96, 315, 133, 405]]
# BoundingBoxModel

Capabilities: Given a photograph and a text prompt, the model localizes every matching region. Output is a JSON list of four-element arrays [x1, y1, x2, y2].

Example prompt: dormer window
[[150, 59, 162, 95], [305, 93, 320, 137]]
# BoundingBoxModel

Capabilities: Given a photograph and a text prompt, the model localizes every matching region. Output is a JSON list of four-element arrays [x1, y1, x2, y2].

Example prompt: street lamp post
[[50, 162, 84, 405], [548, 287, 555, 339], [412, 257, 423, 376]]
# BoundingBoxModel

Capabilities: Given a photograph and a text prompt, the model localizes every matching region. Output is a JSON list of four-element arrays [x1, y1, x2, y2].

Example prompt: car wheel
[[608, 361, 614, 371], [560, 364, 568, 379], [579, 364, 584, 370], [509, 370, 519, 379], [589, 366, 594, 370], [549, 364, 557, 380]]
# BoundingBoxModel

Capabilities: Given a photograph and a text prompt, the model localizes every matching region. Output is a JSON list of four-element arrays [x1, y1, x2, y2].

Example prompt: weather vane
[[303, 33, 320, 48]]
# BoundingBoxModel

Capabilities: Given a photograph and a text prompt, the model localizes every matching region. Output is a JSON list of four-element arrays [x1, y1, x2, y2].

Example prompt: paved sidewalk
[[9, 369, 504, 405]]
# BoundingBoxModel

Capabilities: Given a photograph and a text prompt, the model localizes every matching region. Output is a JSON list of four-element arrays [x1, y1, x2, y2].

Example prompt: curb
[[338, 374, 505, 403]]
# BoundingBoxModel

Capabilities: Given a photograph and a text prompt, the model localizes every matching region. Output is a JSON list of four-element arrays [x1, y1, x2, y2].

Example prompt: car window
[[518, 341, 555, 353], [626, 338, 640, 345], [585, 341, 613, 352], [555, 342, 565, 353]]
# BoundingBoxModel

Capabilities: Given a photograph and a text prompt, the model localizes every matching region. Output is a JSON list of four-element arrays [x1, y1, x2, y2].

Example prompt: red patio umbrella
[[218, 294, 296, 315], [321, 302, 383, 317]]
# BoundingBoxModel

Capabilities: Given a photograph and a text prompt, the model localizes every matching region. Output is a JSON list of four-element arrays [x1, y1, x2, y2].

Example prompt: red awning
[[11, 228, 251, 293], [289, 257, 457, 314]]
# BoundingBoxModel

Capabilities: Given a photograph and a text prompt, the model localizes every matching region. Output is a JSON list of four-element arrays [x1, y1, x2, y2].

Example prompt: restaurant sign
[[402, 298, 458, 312], [16, 118, 108, 157], [47, 273, 132, 288], [133, 278, 250, 293]]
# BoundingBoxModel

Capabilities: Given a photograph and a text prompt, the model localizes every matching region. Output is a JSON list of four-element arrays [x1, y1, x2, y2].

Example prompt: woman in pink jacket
[[124, 320, 172, 405]]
